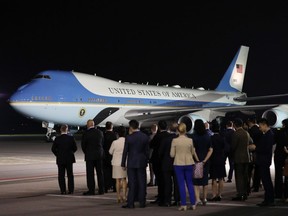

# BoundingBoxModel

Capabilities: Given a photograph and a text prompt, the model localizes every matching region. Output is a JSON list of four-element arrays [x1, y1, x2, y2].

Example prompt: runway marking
[[0, 156, 55, 165]]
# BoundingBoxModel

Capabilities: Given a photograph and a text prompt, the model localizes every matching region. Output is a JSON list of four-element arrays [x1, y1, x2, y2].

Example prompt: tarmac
[[0, 135, 288, 216]]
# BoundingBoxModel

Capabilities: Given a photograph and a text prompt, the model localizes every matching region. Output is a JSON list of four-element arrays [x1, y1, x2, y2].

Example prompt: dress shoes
[[216, 196, 222, 201], [171, 201, 180, 206], [159, 202, 171, 207], [121, 204, 135, 209], [139, 204, 146, 208], [83, 191, 95, 195], [232, 195, 247, 201], [208, 196, 221, 201], [147, 182, 154, 186], [68, 191, 73, 194], [150, 199, 159, 204], [61, 191, 66, 195]]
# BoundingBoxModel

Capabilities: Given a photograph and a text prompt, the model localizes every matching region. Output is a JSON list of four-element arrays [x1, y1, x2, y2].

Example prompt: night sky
[[1, 1, 288, 133]]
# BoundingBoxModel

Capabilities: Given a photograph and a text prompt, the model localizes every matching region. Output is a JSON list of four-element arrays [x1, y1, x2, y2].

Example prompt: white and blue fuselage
[[9, 46, 250, 140], [9, 70, 245, 126]]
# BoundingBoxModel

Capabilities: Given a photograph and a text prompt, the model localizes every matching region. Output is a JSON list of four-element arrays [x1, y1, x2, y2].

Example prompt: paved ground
[[0, 135, 288, 216]]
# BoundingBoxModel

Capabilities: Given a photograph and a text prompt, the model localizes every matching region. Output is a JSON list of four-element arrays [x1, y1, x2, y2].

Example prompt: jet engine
[[262, 105, 288, 128], [177, 114, 207, 134]]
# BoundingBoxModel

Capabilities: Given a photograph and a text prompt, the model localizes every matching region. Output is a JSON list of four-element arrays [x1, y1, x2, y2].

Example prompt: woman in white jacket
[[109, 126, 127, 203]]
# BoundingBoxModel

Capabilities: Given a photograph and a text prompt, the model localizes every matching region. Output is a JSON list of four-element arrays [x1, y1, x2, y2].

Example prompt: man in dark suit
[[149, 120, 170, 205], [230, 118, 251, 201], [121, 119, 150, 208], [81, 119, 105, 195], [246, 117, 262, 193], [51, 124, 77, 194], [103, 121, 118, 193], [222, 120, 235, 183], [250, 118, 275, 207], [158, 121, 180, 206]]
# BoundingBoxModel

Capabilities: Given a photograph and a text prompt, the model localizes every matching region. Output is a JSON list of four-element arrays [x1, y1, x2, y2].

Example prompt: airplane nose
[[9, 84, 30, 103]]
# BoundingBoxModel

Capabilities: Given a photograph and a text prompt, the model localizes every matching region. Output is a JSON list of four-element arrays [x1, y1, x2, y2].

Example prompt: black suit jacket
[[51, 134, 77, 165], [158, 133, 178, 171], [255, 129, 274, 167], [81, 127, 104, 161], [103, 130, 117, 165], [150, 131, 171, 164], [121, 130, 149, 168]]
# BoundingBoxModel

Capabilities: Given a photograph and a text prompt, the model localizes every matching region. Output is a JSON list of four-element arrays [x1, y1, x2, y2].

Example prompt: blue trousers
[[174, 165, 196, 205]]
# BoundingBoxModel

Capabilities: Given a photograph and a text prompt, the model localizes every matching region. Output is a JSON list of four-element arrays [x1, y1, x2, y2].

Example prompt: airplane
[[8, 45, 288, 141]]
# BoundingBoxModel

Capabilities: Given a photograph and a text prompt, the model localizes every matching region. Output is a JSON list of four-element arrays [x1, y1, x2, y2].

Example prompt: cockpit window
[[33, 75, 51, 79]]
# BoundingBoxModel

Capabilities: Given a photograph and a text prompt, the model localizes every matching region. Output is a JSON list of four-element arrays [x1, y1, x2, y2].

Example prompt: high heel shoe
[[117, 196, 124, 203], [202, 199, 207, 206], [208, 196, 218, 201], [188, 205, 196, 210], [178, 205, 187, 211]]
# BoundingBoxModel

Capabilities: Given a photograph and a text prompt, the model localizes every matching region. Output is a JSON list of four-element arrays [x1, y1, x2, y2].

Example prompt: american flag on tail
[[236, 64, 243, 73]]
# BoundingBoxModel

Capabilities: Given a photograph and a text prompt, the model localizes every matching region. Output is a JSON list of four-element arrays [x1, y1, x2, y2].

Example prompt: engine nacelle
[[178, 114, 207, 134], [262, 105, 288, 128]]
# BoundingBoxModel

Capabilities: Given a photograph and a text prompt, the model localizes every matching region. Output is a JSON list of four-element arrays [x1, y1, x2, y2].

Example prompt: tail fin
[[215, 45, 249, 92]]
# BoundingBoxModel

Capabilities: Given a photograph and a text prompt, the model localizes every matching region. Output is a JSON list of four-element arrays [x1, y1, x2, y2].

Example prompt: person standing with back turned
[[230, 118, 251, 201], [81, 119, 105, 195], [250, 118, 275, 207], [103, 121, 118, 193], [170, 122, 199, 211], [51, 124, 77, 195], [121, 119, 150, 209], [109, 126, 128, 203]]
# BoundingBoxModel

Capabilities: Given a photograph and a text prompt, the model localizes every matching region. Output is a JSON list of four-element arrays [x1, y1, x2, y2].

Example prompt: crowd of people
[[50, 116, 288, 211]]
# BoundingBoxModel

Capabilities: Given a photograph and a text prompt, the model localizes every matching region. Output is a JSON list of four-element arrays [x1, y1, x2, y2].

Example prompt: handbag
[[193, 162, 204, 179], [283, 157, 288, 176]]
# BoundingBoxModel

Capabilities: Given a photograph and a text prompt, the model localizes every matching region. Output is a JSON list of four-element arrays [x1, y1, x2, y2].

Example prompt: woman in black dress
[[189, 119, 213, 205], [208, 119, 227, 201]]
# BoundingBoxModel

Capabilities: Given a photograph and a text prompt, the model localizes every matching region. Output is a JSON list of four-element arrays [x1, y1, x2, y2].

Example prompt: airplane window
[[33, 75, 51, 79]]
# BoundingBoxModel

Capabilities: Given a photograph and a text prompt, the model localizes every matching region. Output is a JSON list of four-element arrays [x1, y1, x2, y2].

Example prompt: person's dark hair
[[105, 121, 113, 130], [193, 119, 206, 135], [117, 126, 126, 137], [226, 120, 233, 127], [169, 121, 178, 133], [129, 119, 139, 130], [258, 118, 270, 126], [282, 118, 288, 128], [233, 118, 243, 128], [246, 116, 257, 124], [60, 124, 68, 133], [158, 120, 167, 130], [210, 119, 220, 133]]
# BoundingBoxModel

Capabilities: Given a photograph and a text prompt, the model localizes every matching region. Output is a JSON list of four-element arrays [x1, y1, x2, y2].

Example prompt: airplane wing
[[234, 94, 288, 102], [124, 104, 279, 121], [212, 104, 279, 112]]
